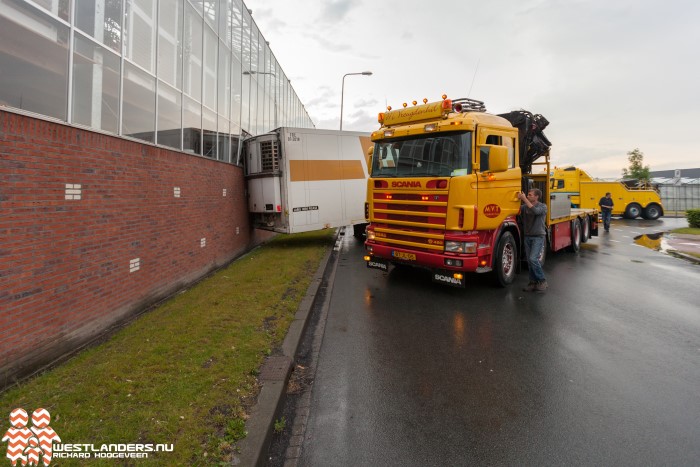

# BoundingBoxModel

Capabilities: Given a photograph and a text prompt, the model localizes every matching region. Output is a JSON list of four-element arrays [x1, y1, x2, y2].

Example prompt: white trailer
[[244, 127, 372, 235]]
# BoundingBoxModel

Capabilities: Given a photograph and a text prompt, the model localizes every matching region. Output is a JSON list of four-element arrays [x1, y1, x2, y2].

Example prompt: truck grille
[[260, 140, 280, 172], [371, 191, 448, 252]]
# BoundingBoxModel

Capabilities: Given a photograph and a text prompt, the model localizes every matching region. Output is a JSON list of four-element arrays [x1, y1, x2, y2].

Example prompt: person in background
[[518, 189, 548, 293], [599, 192, 614, 232]]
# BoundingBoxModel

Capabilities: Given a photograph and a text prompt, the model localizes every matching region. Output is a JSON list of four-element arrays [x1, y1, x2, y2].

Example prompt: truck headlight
[[367, 230, 376, 241], [445, 241, 476, 254]]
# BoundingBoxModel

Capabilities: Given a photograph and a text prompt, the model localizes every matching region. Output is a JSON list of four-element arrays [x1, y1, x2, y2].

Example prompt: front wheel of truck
[[493, 232, 517, 287]]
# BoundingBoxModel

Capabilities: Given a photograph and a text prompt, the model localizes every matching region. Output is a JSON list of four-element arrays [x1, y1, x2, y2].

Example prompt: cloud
[[304, 32, 354, 53], [252, 8, 287, 33], [244, 0, 700, 177], [353, 98, 380, 108], [320, 0, 361, 22], [304, 86, 336, 108]]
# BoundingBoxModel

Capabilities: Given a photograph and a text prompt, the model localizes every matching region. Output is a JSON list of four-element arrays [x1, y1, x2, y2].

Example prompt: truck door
[[475, 127, 521, 230]]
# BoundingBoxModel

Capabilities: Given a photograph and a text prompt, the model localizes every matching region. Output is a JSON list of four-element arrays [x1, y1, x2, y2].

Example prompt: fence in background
[[659, 184, 700, 216]]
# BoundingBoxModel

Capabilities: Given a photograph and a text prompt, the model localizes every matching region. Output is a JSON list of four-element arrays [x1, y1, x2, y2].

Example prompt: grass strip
[[0, 229, 336, 465], [671, 227, 700, 235]]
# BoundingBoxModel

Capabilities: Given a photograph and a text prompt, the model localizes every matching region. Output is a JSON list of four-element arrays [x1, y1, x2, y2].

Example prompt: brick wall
[[0, 110, 254, 387]]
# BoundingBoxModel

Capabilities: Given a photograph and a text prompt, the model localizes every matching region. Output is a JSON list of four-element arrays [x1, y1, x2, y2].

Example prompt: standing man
[[518, 188, 548, 293], [599, 192, 614, 232]]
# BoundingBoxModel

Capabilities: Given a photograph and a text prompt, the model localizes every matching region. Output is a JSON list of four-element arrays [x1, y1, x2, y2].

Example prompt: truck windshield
[[372, 131, 472, 177]]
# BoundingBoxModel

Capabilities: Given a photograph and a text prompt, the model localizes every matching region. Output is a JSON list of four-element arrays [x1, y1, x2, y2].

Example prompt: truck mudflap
[[432, 270, 465, 288], [366, 257, 389, 272]]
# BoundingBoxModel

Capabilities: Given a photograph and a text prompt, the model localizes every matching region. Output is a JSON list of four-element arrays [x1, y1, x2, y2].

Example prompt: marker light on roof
[[423, 98, 428, 104], [412, 100, 417, 105], [403, 103, 408, 108]]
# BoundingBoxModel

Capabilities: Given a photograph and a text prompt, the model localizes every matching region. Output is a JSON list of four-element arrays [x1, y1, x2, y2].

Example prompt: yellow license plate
[[392, 251, 416, 261]]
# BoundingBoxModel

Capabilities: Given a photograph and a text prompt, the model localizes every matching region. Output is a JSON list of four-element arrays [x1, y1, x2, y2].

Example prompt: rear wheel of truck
[[493, 232, 517, 287], [624, 203, 642, 219], [568, 218, 581, 252], [580, 216, 590, 243], [642, 204, 662, 220]]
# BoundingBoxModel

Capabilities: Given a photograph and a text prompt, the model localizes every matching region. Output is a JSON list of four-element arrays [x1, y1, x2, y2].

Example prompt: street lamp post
[[340, 71, 372, 130], [243, 70, 278, 128]]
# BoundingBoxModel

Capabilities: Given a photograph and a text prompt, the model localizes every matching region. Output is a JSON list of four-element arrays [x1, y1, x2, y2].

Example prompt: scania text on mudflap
[[363, 96, 599, 288], [365, 257, 388, 271]]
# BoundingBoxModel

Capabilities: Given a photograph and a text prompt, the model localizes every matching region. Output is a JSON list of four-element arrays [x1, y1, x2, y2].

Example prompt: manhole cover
[[259, 356, 292, 381]]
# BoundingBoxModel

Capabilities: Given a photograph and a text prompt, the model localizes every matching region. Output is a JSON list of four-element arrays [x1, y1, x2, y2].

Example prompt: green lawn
[[671, 227, 700, 235], [0, 229, 335, 465]]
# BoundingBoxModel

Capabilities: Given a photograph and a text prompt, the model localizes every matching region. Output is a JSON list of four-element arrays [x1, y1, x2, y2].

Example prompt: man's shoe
[[535, 281, 548, 292], [523, 281, 537, 292]]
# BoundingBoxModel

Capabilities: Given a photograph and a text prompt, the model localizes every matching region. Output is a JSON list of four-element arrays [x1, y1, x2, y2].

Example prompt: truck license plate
[[366, 258, 388, 271], [392, 250, 416, 261]]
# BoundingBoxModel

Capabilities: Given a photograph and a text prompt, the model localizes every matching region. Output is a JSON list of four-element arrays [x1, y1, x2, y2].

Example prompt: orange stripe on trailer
[[289, 160, 366, 182]]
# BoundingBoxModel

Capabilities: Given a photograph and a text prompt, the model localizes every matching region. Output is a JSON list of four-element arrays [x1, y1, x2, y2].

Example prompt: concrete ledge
[[233, 380, 287, 466], [232, 230, 340, 466], [668, 249, 700, 264]]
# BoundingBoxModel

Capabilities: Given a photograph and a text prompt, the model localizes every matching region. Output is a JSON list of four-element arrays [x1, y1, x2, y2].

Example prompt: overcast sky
[[245, 0, 699, 178]]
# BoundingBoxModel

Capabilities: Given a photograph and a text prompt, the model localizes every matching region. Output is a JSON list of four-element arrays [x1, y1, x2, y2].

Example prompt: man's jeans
[[601, 210, 612, 230], [524, 236, 546, 282]]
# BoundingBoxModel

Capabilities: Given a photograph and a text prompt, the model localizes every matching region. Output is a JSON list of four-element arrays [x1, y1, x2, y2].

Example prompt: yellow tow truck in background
[[551, 166, 664, 220]]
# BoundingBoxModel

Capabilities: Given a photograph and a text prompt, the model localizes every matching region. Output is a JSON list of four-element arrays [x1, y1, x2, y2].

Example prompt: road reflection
[[633, 232, 665, 251]]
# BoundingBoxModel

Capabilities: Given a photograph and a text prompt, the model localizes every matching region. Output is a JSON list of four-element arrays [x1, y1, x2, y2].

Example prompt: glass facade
[[0, 0, 314, 164]]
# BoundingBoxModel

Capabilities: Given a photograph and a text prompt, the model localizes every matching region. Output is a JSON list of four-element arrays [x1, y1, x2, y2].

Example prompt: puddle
[[633, 233, 669, 252]]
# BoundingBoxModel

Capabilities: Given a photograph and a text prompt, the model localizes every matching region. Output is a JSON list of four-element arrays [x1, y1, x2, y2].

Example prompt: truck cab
[[364, 96, 598, 288]]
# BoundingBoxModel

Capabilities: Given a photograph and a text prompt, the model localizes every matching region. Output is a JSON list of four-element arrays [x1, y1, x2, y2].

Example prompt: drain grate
[[259, 356, 292, 381]]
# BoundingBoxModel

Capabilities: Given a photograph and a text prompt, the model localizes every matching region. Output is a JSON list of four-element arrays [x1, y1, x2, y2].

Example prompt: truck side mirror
[[488, 146, 509, 173]]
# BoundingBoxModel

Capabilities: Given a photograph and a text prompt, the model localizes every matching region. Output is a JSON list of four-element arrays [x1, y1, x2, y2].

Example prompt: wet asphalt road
[[298, 217, 700, 466]]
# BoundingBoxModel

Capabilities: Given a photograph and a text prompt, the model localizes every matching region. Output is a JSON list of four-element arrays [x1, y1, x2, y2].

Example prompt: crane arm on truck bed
[[498, 110, 551, 174]]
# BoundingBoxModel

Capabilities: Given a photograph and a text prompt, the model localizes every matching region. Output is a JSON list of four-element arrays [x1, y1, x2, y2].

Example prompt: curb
[[667, 249, 700, 265], [232, 229, 341, 466]]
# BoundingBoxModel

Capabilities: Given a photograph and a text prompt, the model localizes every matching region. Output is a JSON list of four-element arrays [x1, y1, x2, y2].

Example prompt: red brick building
[[0, 110, 257, 386], [0, 1, 313, 388]]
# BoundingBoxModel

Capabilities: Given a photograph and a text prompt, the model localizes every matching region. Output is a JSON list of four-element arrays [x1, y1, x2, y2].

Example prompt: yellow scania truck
[[551, 166, 664, 220], [363, 96, 598, 287]]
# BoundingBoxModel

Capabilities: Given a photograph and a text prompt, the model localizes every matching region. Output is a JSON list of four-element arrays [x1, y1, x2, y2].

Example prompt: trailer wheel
[[568, 218, 581, 252], [642, 204, 662, 220], [580, 216, 590, 243], [624, 203, 642, 219], [493, 232, 517, 287]]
